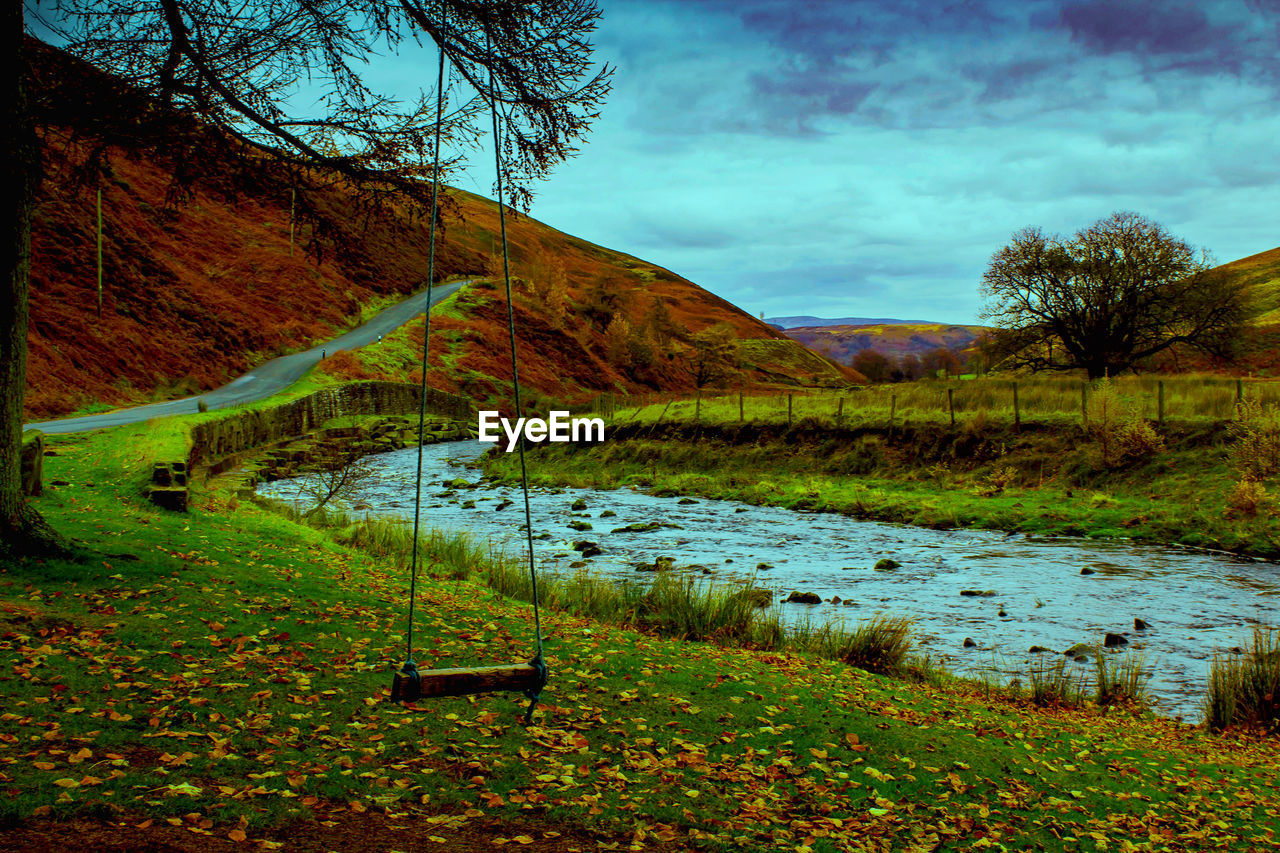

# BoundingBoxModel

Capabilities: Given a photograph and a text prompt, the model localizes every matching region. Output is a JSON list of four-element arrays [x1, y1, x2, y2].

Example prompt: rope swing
[[391, 5, 548, 726]]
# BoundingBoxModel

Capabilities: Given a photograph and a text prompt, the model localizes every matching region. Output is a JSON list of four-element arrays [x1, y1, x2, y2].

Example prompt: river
[[257, 440, 1280, 720]]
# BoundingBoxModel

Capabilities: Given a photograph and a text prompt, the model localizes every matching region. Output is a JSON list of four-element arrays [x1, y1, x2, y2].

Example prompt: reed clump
[[1204, 627, 1280, 732], [1094, 651, 1152, 708], [788, 615, 914, 675], [1027, 654, 1088, 708]]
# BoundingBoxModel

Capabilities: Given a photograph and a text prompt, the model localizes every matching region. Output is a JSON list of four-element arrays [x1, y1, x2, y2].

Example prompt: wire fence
[[591, 375, 1280, 430]]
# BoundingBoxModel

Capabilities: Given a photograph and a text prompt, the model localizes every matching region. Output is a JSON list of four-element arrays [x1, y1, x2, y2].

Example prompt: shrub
[[1204, 627, 1280, 732], [1229, 400, 1280, 481], [1226, 478, 1272, 518], [976, 465, 1017, 497], [1088, 374, 1164, 468], [1112, 416, 1164, 467]]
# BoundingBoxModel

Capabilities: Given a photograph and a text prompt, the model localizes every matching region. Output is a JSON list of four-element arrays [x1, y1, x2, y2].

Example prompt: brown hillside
[[23, 40, 852, 420]]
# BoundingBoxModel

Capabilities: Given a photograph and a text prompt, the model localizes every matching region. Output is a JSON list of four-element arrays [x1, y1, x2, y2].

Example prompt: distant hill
[[778, 246, 1280, 373], [781, 323, 986, 366], [765, 315, 930, 329], [23, 39, 854, 419]]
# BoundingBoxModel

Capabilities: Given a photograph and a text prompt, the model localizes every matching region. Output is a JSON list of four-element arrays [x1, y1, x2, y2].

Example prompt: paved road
[[24, 280, 470, 435]]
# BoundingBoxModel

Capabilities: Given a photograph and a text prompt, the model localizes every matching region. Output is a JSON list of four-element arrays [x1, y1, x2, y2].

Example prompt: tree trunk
[[1, 12, 69, 557]]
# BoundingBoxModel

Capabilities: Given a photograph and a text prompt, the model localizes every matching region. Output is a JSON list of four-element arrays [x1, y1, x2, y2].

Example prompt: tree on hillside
[[2, 1, 611, 556], [851, 349, 890, 383], [580, 276, 630, 330], [980, 212, 1248, 379], [688, 324, 738, 389], [896, 353, 922, 382], [921, 347, 960, 379], [643, 296, 678, 348]]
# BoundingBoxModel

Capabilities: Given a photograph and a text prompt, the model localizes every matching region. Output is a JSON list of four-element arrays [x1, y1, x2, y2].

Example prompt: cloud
[[630, 218, 736, 250], [468, 0, 1280, 324], [1050, 0, 1222, 55]]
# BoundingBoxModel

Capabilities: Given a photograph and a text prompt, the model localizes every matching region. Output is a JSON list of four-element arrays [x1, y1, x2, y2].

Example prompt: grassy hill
[[23, 40, 852, 420], [1224, 245, 1280, 325]]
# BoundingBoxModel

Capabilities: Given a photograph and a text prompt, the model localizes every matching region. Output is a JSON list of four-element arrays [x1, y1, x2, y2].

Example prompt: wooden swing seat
[[391, 661, 542, 702]]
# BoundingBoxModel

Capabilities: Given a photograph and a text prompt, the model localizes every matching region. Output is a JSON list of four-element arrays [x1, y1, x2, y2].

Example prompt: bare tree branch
[[980, 212, 1250, 379]]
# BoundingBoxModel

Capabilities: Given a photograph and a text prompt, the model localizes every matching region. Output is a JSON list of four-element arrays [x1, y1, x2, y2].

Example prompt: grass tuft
[[1204, 627, 1280, 732]]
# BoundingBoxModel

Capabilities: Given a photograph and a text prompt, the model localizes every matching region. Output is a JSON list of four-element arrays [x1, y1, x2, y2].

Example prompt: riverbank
[[4, 419, 1280, 850], [480, 420, 1280, 558]]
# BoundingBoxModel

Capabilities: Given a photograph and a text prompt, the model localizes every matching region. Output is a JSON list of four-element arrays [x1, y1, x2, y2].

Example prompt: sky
[[434, 0, 1280, 324], [32, 1, 1280, 324]]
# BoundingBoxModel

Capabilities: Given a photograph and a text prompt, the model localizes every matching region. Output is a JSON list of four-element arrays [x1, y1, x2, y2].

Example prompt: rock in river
[[873, 558, 901, 571], [572, 540, 602, 558], [1134, 618, 1148, 630], [784, 591, 821, 604], [1104, 633, 1128, 647]]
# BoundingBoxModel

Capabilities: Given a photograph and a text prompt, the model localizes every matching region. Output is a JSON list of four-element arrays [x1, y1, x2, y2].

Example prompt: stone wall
[[187, 382, 473, 474], [147, 382, 473, 511]]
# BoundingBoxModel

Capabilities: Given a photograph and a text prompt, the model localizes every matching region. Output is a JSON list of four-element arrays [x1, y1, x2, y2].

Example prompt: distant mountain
[[765, 315, 931, 329], [782, 323, 986, 365]]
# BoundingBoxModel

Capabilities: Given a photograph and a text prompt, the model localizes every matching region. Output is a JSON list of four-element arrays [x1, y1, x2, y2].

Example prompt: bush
[[1204, 627, 1280, 732], [976, 465, 1017, 497], [1112, 416, 1164, 467], [1229, 400, 1280, 481], [1226, 478, 1272, 518], [1088, 375, 1164, 468]]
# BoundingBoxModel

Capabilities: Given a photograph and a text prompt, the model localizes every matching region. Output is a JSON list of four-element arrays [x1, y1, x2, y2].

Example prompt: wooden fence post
[[948, 388, 955, 427], [1157, 380, 1164, 424], [1013, 381, 1020, 431], [1081, 383, 1089, 428], [837, 397, 844, 425], [889, 394, 896, 437]]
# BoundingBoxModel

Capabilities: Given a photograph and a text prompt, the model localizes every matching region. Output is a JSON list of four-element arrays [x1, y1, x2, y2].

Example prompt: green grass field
[[4, 395, 1280, 849]]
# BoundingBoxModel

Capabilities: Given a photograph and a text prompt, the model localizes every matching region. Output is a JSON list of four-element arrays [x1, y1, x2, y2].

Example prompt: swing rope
[[394, 5, 546, 725], [486, 23, 547, 696], [403, 0, 449, 673]]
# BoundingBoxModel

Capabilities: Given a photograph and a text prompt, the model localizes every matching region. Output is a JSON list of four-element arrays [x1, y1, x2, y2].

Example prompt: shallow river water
[[258, 441, 1280, 720]]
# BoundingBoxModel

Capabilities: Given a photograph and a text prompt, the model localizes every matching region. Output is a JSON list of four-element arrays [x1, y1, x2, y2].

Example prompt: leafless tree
[[290, 453, 378, 519], [2, 1, 611, 555], [981, 212, 1248, 380]]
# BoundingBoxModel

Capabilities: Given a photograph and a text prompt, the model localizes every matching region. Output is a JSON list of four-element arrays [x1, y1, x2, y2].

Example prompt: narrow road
[[24, 280, 470, 435]]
